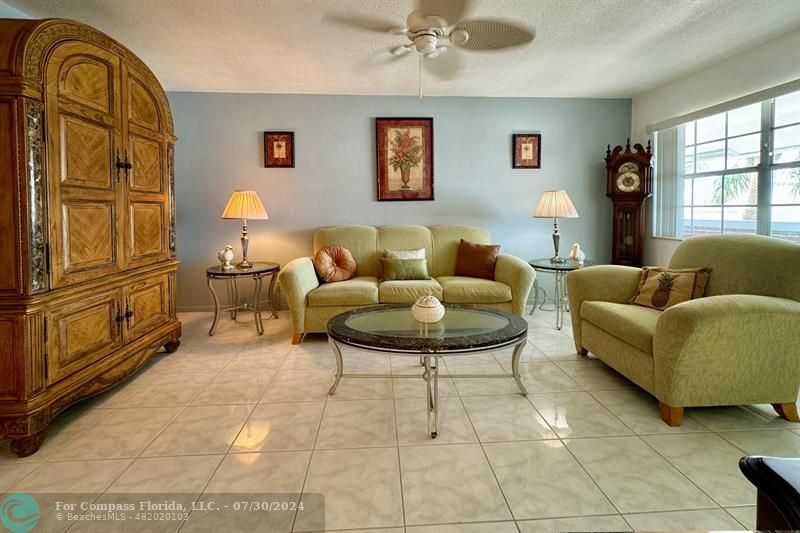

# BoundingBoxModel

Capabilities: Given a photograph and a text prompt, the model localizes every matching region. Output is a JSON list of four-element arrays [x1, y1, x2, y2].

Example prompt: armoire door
[[123, 64, 170, 268], [46, 288, 123, 384], [45, 41, 124, 288], [123, 273, 170, 344]]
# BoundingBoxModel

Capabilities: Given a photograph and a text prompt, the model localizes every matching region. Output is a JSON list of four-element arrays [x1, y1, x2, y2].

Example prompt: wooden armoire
[[0, 19, 181, 456]]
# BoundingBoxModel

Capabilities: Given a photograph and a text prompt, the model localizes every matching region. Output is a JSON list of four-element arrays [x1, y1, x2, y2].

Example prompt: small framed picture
[[264, 131, 294, 168], [512, 133, 541, 169], [376, 117, 434, 201]]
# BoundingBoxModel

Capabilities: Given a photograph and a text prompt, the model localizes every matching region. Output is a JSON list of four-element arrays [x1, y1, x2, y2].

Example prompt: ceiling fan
[[324, 0, 535, 83]]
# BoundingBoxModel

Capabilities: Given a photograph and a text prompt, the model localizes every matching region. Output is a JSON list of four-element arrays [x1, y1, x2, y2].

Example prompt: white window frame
[[654, 91, 800, 242]]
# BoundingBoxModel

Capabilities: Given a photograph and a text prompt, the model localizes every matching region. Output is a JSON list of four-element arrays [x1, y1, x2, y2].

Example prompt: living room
[[0, 0, 798, 532]]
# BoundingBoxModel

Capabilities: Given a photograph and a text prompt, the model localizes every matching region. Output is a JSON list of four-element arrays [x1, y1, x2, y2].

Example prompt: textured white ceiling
[[7, 0, 800, 97]]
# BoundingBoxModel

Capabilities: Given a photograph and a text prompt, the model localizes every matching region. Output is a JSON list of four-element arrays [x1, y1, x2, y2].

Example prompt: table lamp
[[221, 190, 269, 269], [534, 190, 579, 263]]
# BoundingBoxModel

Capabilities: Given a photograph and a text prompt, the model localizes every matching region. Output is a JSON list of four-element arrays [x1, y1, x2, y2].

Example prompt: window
[[654, 90, 800, 243]]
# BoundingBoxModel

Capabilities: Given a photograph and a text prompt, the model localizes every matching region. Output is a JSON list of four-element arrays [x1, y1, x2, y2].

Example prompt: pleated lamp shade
[[533, 190, 579, 219], [221, 190, 269, 220]]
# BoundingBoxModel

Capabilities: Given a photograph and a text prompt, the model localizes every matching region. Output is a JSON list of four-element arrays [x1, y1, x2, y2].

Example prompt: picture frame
[[264, 131, 294, 168], [512, 133, 541, 169], [376, 117, 434, 201]]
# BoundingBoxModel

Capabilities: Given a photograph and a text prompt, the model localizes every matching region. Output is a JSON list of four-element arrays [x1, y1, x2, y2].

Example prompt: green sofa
[[279, 224, 535, 343], [566, 234, 800, 427]]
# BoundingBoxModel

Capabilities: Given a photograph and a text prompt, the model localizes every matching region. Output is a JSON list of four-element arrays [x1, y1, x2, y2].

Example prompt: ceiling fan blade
[[452, 19, 535, 51], [423, 48, 461, 81], [354, 49, 408, 74], [416, 0, 473, 25], [322, 12, 406, 34]]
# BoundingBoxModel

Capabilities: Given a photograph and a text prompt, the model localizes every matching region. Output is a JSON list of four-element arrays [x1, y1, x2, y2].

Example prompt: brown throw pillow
[[630, 267, 711, 311], [454, 239, 501, 280], [313, 246, 357, 283]]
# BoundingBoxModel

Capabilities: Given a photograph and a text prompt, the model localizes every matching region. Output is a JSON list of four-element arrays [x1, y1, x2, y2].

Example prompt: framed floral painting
[[376, 117, 434, 201], [512, 133, 541, 169], [264, 131, 294, 168]]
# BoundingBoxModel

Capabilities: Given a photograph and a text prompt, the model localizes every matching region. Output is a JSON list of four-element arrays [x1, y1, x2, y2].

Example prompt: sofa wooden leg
[[659, 402, 684, 427], [292, 333, 304, 345], [577, 347, 588, 356], [772, 403, 800, 422]]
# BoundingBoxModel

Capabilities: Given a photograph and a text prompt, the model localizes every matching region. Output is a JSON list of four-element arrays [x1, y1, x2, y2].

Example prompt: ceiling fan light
[[425, 47, 447, 58], [414, 34, 438, 54]]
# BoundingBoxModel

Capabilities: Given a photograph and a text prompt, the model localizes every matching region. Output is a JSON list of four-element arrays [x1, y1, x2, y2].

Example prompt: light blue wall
[[0, 0, 28, 18], [168, 92, 631, 310]]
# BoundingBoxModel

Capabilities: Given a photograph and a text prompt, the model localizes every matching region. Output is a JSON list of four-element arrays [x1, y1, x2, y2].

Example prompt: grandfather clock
[[605, 139, 652, 267]]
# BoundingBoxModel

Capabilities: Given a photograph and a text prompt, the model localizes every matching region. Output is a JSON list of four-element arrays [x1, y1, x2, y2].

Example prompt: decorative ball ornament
[[412, 294, 445, 323]]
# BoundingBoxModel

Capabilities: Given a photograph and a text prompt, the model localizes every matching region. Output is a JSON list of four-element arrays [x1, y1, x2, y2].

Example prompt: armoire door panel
[[129, 136, 163, 193], [127, 75, 161, 133], [47, 40, 123, 288], [59, 115, 114, 189], [124, 274, 169, 343], [59, 57, 113, 113], [129, 202, 164, 261], [46, 289, 122, 385], [60, 201, 117, 274]]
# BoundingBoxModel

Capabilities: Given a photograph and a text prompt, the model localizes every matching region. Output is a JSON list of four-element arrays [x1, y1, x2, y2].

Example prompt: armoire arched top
[[0, 18, 174, 138]]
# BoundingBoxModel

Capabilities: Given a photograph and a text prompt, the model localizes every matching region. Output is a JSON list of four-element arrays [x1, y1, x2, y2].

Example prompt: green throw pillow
[[381, 258, 430, 281]]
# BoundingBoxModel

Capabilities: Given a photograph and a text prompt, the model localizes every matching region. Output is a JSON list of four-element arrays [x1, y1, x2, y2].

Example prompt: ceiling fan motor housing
[[413, 31, 439, 54]]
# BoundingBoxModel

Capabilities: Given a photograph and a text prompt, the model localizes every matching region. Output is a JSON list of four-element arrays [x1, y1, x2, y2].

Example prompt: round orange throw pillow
[[313, 246, 357, 283]]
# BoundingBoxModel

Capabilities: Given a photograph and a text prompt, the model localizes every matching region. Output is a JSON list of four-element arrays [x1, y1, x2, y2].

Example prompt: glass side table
[[529, 258, 595, 330], [206, 262, 280, 336]]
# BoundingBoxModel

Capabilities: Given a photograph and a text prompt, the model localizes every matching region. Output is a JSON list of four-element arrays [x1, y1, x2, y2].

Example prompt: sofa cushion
[[307, 276, 379, 307], [378, 225, 434, 275], [430, 225, 491, 277], [313, 245, 357, 283], [379, 279, 443, 304], [314, 225, 380, 278], [580, 301, 660, 355], [381, 258, 430, 281], [455, 239, 500, 280], [631, 266, 710, 310], [437, 276, 512, 304], [384, 247, 425, 260]]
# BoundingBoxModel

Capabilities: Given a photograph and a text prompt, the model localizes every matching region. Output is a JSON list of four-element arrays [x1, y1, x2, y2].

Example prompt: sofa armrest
[[278, 257, 319, 333], [565, 265, 643, 353], [494, 254, 535, 316], [654, 294, 800, 407]]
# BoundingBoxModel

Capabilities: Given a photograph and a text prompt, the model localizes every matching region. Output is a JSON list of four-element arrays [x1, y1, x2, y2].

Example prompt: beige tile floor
[[1, 308, 799, 532]]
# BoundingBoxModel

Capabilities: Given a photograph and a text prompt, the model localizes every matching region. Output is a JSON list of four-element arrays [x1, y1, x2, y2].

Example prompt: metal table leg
[[328, 339, 344, 394], [555, 272, 565, 330], [226, 280, 237, 320], [424, 356, 438, 438], [267, 271, 279, 319], [253, 275, 264, 335], [232, 279, 239, 319], [207, 277, 221, 336], [511, 339, 529, 395]]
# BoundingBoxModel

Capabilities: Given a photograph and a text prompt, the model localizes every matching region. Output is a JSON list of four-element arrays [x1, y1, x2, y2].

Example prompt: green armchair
[[567, 234, 800, 426]]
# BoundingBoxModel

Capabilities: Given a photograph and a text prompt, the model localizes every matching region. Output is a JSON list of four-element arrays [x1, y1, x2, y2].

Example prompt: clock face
[[616, 162, 641, 193]]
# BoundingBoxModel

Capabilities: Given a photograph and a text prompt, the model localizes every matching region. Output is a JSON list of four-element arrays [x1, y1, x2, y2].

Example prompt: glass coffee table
[[327, 304, 529, 438]]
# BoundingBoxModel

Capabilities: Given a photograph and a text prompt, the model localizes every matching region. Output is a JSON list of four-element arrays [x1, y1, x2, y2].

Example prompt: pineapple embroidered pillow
[[630, 267, 711, 311]]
